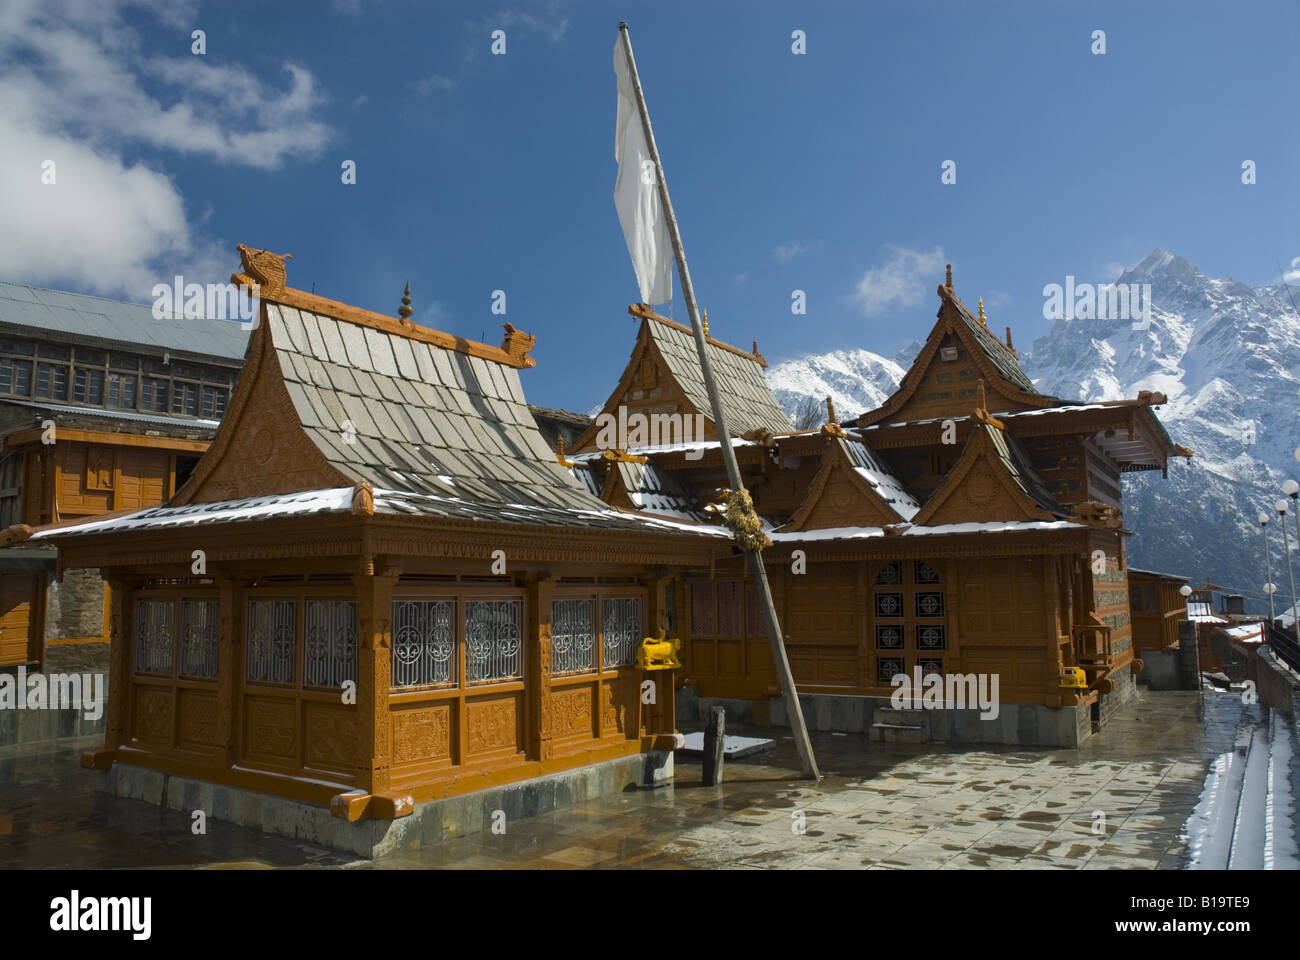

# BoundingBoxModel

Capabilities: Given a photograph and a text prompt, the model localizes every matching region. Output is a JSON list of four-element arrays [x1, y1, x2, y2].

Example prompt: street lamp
[[1279, 497, 1299, 631], [1179, 585, 1192, 598], [1285, 479, 1300, 628], [1260, 512, 1276, 620]]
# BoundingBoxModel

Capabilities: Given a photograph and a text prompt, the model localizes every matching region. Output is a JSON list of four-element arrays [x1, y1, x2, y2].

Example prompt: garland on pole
[[723, 489, 771, 552]]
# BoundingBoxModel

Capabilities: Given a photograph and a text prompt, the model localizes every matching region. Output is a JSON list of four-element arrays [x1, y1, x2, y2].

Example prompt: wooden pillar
[[525, 574, 555, 761], [216, 577, 241, 768], [82, 575, 140, 769], [353, 565, 399, 795]]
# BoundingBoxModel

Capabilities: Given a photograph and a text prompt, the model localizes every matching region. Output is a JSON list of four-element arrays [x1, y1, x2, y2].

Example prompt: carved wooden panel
[[785, 563, 858, 643], [132, 685, 172, 744], [600, 679, 631, 734], [549, 685, 594, 740], [392, 704, 453, 765], [960, 645, 1047, 698], [958, 558, 1048, 641], [178, 690, 221, 749], [304, 702, 359, 771], [243, 695, 297, 762], [465, 694, 521, 757]]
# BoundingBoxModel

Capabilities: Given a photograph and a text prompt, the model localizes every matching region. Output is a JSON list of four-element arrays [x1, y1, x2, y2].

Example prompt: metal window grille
[[134, 599, 175, 675], [602, 597, 642, 668], [876, 624, 904, 650], [744, 583, 768, 637], [917, 624, 947, 651], [392, 599, 456, 688], [551, 598, 595, 675], [915, 591, 945, 618], [178, 599, 219, 679], [465, 599, 523, 684], [876, 562, 902, 585], [917, 658, 944, 678], [303, 600, 358, 688], [875, 592, 904, 618], [246, 599, 296, 684], [914, 561, 941, 584], [877, 657, 905, 685]]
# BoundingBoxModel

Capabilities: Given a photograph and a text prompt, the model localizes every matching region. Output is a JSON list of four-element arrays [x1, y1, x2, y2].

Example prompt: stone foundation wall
[[45, 568, 106, 642], [99, 750, 674, 858]]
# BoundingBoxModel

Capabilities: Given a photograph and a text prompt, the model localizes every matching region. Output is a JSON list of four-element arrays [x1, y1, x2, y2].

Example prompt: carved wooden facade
[[572, 273, 1191, 724], [22, 249, 725, 819]]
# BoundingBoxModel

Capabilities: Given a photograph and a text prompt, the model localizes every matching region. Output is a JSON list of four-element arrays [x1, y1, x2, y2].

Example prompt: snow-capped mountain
[[767, 345, 917, 423], [767, 250, 1300, 611]]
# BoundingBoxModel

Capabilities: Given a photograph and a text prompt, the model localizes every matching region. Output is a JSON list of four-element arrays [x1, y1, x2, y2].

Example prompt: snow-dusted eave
[[25, 486, 734, 542], [769, 520, 1089, 543]]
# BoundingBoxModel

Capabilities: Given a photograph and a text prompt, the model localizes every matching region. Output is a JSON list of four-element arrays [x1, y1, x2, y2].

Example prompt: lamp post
[[1278, 497, 1299, 632], [1260, 512, 1276, 620], [1284, 478, 1300, 630]]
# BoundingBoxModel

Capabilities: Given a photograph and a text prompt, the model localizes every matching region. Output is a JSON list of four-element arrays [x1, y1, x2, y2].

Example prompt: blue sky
[[2, 0, 1296, 412]]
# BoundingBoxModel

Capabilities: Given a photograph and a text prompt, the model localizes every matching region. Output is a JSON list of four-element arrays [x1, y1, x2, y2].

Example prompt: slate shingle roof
[[842, 438, 921, 521], [612, 459, 714, 523], [0, 281, 249, 362], [645, 318, 793, 436], [951, 296, 1037, 394], [266, 302, 614, 514], [987, 425, 1067, 516]]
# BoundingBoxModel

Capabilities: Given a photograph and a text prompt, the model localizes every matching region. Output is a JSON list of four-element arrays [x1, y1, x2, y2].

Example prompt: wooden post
[[353, 563, 400, 795], [526, 573, 555, 761], [702, 704, 725, 786], [618, 22, 818, 779], [216, 577, 240, 768], [82, 574, 139, 769]]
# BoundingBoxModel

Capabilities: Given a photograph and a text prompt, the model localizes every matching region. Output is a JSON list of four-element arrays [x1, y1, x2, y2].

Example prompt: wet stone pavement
[[0, 689, 1262, 869]]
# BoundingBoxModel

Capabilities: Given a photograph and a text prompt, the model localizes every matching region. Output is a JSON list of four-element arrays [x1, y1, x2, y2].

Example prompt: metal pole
[[1291, 496, 1300, 632], [617, 21, 819, 779], [1280, 503, 1298, 634], [1262, 516, 1276, 620]]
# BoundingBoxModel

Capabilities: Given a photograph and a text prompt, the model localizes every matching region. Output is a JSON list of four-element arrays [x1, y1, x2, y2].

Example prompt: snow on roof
[[842, 438, 920, 521], [1186, 601, 1228, 623], [1222, 623, 1264, 642], [30, 486, 733, 541], [769, 519, 1088, 543]]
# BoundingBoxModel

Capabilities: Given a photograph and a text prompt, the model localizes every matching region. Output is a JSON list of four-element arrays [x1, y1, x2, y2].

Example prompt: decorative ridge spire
[[556, 435, 576, 468], [977, 297, 987, 324], [398, 281, 413, 320], [945, 264, 953, 291], [701, 309, 709, 335], [820, 396, 846, 438], [973, 378, 1005, 430]]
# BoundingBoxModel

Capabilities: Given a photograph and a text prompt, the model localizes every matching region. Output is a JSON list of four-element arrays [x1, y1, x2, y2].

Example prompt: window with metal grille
[[134, 599, 175, 675], [201, 385, 228, 418], [0, 358, 31, 396], [744, 582, 768, 637], [551, 598, 595, 675], [303, 600, 358, 688], [391, 599, 456, 688], [171, 381, 199, 416], [465, 599, 523, 683], [108, 373, 137, 409], [178, 600, 219, 679], [601, 597, 642, 668], [73, 368, 104, 404], [245, 599, 296, 685], [35, 362, 67, 400], [141, 377, 167, 412]]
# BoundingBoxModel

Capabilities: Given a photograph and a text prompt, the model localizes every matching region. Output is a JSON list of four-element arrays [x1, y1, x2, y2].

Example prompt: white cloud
[[772, 241, 809, 263], [414, 74, 458, 96], [0, 0, 334, 298], [849, 246, 946, 316], [493, 7, 570, 44], [1283, 256, 1300, 285]]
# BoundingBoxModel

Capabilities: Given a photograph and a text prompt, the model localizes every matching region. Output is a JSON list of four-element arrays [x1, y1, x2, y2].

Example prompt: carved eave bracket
[[501, 323, 537, 368], [235, 244, 292, 297], [1072, 500, 1123, 529]]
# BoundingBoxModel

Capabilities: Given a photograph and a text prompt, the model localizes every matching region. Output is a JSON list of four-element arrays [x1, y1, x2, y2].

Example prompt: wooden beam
[[4, 428, 210, 454]]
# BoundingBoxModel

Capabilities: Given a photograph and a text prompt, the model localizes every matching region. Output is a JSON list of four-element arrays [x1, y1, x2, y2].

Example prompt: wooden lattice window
[[690, 580, 714, 635], [717, 581, 741, 636], [246, 599, 296, 685]]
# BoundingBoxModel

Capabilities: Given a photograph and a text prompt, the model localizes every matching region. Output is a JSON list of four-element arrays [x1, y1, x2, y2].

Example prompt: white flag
[[614, 32, 672, 305]]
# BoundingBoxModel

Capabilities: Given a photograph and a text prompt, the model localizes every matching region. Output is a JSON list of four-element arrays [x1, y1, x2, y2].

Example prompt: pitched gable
[[857, 278, 1055, 428], [781, 437, 918, 531], [910, 417, 1065, 526]]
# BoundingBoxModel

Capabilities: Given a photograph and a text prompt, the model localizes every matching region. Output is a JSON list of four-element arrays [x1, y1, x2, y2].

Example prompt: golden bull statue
[[1059, 666, 1087, 689]]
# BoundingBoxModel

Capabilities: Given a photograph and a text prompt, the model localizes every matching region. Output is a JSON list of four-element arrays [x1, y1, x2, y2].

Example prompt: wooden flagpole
[[617, 21, 820, 780]]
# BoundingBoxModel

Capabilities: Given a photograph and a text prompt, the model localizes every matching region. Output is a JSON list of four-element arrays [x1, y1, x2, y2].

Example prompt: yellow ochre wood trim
[[4, 429, 210, 454]]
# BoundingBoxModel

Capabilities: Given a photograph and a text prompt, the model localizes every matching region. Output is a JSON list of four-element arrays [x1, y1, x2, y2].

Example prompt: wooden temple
[[570, 267, 1192, 743], [12, 248, 732, 824]]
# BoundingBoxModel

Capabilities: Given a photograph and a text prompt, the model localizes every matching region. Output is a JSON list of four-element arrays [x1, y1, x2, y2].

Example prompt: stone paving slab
[[0, 690, 1263, 869]]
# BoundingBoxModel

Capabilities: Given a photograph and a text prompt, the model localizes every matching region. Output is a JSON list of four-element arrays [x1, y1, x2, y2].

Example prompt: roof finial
[[556, 435, 575, 468], [701, 309, 709, 335], [398, 280, 413, 320], [820, 396, 846, 438], [977, 378, 986, 411], [977, 297, 987, 325], [945, 264, 953, 291]]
